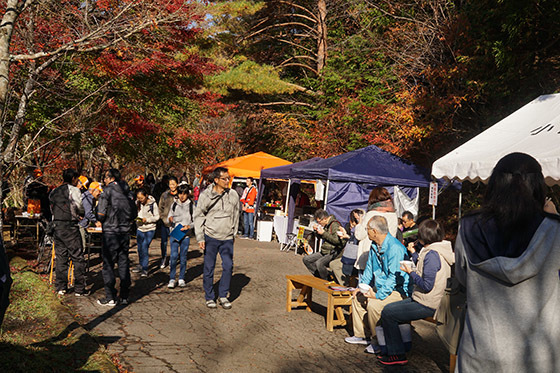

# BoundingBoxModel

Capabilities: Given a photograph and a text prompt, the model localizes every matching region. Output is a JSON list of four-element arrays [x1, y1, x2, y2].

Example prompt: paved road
[[71, 237, 450, 372]]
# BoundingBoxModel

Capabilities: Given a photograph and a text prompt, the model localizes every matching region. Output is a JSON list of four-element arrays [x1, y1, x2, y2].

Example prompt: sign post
[[428, 181, 438, 219]]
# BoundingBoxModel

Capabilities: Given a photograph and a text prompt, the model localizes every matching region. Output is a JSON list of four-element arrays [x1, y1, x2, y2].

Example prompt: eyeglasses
[[219, 176, 230, 181]]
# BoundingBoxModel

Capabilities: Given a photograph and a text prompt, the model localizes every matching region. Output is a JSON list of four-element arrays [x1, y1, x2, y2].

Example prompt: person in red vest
[[240, 177, 257, 239]]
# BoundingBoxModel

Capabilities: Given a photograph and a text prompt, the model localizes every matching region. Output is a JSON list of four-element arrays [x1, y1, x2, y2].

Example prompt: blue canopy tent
[[256, 158, 323, 242], [289, 145, 433, 227]]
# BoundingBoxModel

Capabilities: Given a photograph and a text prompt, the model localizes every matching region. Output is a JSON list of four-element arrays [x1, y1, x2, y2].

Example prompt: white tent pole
[[324, 179, 330, 207], [284, 179, 291, 215], [458, 191, 463, 219]]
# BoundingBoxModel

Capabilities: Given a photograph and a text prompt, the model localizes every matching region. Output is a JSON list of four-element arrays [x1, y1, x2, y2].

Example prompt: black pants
[[101, 233, 131, 301], [54, 222, 86, 293]]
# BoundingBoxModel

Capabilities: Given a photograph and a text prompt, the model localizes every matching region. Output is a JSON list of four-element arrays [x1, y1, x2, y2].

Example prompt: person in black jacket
[[96, 169, 136, 306], [49, 168, 85, 296]]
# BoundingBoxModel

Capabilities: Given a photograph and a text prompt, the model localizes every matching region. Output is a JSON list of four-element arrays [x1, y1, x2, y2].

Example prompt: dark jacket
[[96, 181, 136, 234], [317, 215, 347, 256], [49, 184, 84, 222]]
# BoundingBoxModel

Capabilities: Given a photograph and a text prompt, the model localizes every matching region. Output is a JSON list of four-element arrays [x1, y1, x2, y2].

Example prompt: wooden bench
[[286, 274, 353, 332], [421, 317, 457, 373]]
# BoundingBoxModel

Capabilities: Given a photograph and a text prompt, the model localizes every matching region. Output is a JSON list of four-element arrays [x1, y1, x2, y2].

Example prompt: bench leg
[[326, 295, 334, 331], [450, 353, 457, 373], [286, 279, 295, 312]]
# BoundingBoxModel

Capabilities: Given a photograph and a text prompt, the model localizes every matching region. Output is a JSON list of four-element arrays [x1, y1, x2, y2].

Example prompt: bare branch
[[255, 101, 316, 108]]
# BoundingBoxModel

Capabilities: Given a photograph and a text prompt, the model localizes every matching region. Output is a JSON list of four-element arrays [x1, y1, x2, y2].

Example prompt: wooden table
[[86, 227, 103, 273], [286, 274, 353, 331], [14, 214, 43, 246]]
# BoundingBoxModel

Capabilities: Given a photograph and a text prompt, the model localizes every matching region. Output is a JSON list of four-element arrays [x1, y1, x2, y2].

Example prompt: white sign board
[[428, 182, 438, 206]]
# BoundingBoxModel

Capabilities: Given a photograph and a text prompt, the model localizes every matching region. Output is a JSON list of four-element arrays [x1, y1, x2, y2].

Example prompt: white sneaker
[[365, 343, 382, 354], [168, 279, 176, 288], [178, 279, 186, 288], [344, 336, 369, 345]]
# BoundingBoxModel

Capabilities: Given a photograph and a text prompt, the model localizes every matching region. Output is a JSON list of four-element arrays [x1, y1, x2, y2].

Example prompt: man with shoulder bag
[[194, 167, 239, 310]]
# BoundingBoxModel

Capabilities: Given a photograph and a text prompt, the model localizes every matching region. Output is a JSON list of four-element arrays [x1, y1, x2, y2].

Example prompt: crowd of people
[[300, 153, 560, 370], [43, 166, 246, 310], [5, 151, 559, 371]]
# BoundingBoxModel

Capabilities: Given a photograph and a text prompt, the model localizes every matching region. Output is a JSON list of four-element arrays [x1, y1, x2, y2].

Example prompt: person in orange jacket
[[240, 177, 257, 239]]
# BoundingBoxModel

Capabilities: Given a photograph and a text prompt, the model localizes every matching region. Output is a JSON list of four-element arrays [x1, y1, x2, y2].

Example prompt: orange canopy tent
[[202, 152, 292, 180]]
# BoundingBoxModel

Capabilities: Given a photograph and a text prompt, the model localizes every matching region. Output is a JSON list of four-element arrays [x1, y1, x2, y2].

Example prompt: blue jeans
[[203, 235, 234, 301], [381, 298, 435, 355], [136, 229, 155, 271], [243, 212, 254, 238], [160, 225, 170, 261], [170, 236, 190, 280]]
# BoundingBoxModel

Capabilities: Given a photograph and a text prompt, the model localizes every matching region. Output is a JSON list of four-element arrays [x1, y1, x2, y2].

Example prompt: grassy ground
[[0, 252, 117, 372]]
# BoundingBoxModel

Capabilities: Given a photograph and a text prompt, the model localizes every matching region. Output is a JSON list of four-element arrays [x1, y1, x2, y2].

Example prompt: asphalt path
[[71, 237, 450, 372]]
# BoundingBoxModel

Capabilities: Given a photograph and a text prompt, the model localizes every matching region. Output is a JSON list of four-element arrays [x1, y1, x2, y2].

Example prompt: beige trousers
[[351, 290, 404, 338], [328, 257, 345, 285]]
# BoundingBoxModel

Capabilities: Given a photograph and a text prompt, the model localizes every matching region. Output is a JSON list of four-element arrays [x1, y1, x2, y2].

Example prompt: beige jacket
[[354, 210, 399, 270]]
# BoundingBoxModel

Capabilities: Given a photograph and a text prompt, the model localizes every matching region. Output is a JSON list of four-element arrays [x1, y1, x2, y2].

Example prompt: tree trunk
[[316, 0, 327, 74], [0, 0, 22, 241]]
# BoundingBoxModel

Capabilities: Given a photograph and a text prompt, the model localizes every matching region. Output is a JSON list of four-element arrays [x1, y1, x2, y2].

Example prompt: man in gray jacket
[[194, 167, 239, 309]]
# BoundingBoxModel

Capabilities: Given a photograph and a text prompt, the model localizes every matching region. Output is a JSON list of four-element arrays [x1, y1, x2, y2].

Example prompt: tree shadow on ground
[[0, 322, 116, 372]]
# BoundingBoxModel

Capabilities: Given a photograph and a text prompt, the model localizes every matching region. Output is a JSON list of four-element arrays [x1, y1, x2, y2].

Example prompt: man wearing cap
[[79, 182, 103, 252], [77, 176, 89, 192]]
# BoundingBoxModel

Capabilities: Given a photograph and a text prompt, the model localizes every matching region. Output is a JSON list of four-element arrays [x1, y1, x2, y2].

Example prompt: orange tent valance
[[202, 152, 292, 180]]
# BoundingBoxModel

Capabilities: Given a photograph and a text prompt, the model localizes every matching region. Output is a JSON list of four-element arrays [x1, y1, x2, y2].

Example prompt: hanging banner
[[428, 181, 438, 206]]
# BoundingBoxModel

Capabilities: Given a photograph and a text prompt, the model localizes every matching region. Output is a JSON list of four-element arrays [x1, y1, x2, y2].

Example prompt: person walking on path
[[134, 188, 159, 277], [49, 168, 86, 296], [158, 176, 178, 269], [167, 183, 194, 288], [96, 169, 137, 306], [239, 177, 257, 239], [194, 167, 239, 309]]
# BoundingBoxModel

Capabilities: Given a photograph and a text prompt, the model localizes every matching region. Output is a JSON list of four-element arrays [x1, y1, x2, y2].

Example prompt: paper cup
[[358, 283, 371, 294], [400, 260, 414, 269]]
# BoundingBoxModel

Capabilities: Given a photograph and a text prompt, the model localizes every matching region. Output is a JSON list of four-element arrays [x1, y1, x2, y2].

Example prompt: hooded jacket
[[354, 210, 399, 270], [193, 185, 239, 242], [411, 240, 454, 310], [455, 213, 560, 373], [359, 233, 412, 300], [137, 195, 159, 232], [168, 198, 193, 233]]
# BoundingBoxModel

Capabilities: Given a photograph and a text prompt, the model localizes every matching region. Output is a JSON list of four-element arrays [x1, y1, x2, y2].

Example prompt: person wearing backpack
[[96, 168, 137, 306], [133, 188, 160, 277], [167, 183, 193, 288]]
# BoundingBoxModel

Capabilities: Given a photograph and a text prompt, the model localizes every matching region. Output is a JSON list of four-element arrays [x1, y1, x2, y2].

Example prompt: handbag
[[434, 276, 467, 354]]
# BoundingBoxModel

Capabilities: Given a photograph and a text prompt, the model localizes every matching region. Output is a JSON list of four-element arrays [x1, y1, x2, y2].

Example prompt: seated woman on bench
[[378, 219, 455, 366]]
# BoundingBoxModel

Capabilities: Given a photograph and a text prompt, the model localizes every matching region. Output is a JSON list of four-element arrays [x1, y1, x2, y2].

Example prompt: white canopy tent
[[432, 93, 560, 186]]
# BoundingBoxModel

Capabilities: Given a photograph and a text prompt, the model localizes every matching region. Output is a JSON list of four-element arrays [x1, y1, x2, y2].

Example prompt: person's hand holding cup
[[400, 260, 414, 273]]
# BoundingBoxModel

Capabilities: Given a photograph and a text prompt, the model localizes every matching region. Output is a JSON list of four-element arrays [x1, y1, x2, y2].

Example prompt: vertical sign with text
[[428, 181, 438, 206]]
